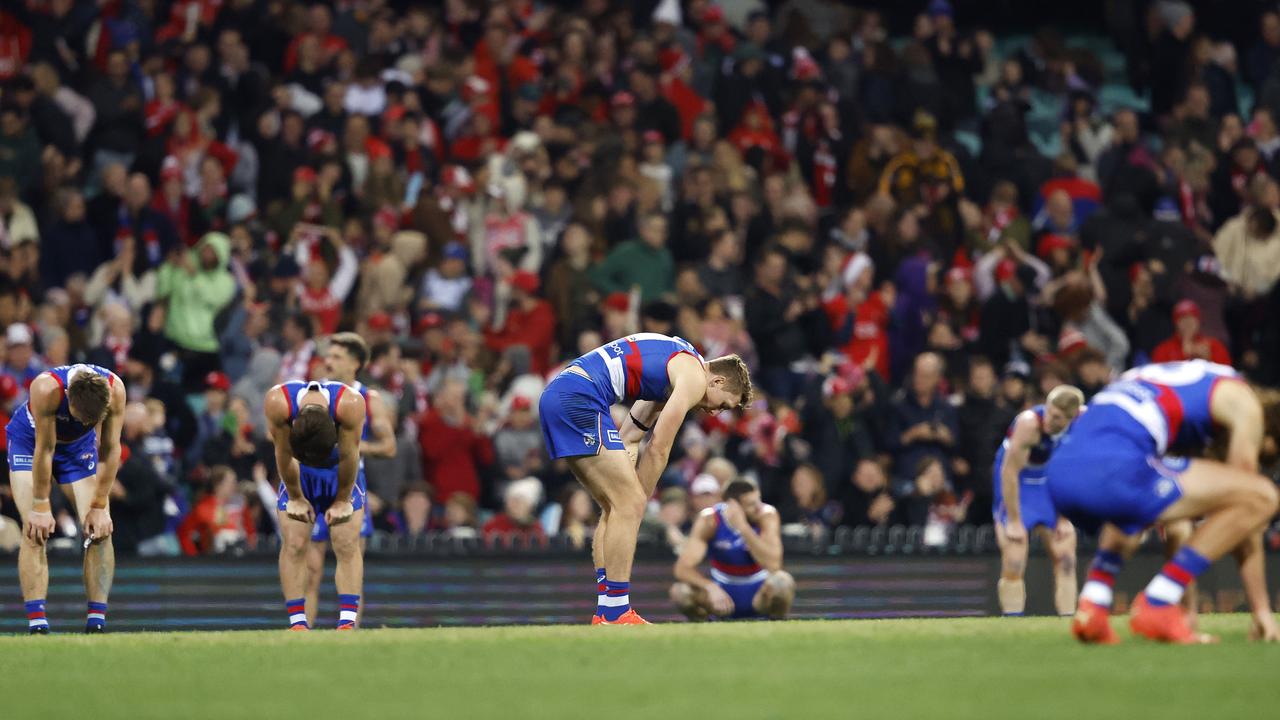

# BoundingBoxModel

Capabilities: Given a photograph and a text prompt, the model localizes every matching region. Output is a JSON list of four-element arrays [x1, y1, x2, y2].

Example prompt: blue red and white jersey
[[17, 364, 115, 444], [351, 381, 373, 442], [996, 405, 1065, 478], [1090, 360, 1239, 455], [567, 333, 704, 405], [708, 503, 769, 585], [275, 380, 353, 468]]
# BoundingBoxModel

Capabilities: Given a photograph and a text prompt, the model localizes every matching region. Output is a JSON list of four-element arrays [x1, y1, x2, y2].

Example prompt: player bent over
[[8, 365, 124, 633], [993, 385, 1084, 616], [539, 333, 751, 624], [670, 479, 795, 620], [302, 334, 396, 627], [265, 379, 366, 630], [1047, 360, 1280, 644]]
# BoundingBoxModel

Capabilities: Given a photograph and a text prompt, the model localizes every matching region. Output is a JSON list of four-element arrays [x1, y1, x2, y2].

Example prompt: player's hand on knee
[[325, 500, 354, 526], [1004, 521, 1027, 545], [706, 584, 734, 617], [84, 507, 113, 542], [26, 510, 56, 545], [286, 499, 315, 524]]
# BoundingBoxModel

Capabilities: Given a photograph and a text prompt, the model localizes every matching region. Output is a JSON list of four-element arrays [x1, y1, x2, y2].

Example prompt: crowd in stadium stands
[[2, 0, 1280, 556]]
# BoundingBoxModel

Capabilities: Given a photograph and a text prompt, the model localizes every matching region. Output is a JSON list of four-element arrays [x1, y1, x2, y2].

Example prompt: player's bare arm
[[327, 389, 367, 525], [674, 509, 734, 616], [84, 377, 127, 543], [360, 388, 396, 458], [722, 502, 782, 572], [265, 388, 312, 524], [25, 374, 62, 543], [622, 399, 662, 469], [999, 412, 1039, 544], [1209, 380, 1277, 640], [636, 354, 706, 491]]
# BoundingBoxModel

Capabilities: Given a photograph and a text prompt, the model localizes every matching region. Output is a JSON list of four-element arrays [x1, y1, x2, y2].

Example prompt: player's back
[[569, 333, 704, 405], [13, 364, 114, 443], [707, 504, 768, 585], [275, 379, 351, 468], [1086, 360, 1237, 454]]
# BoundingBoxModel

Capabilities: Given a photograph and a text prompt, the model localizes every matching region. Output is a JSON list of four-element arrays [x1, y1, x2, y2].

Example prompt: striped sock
[[600, 580, 630, 622], [86, 601, 107, 630], [595, 568, 606, 615], [286, 598, 308, 628], [337, 594, 360, 628], [1144, 546, 1210, 607], [25, 599, 48, 632], [1081, 550, 1124, 609]]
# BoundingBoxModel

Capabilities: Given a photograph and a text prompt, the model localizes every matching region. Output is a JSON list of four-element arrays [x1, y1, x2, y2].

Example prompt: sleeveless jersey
[[708, 503, 769, 585], [1090, 360, 1238, 455], [277, 380, 351, 468], [18, 364, 114, 443], [568, 333, 704, 405], [996, 405, 1063, 482]]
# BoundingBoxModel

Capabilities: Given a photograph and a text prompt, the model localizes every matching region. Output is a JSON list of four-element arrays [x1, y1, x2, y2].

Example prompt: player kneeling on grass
[[265, 379, 366, 630], [993, 385, 1084, 617], [8, 364, 124, 634], [670, 479, 795, 620], [1048, 360, 1280, 644]]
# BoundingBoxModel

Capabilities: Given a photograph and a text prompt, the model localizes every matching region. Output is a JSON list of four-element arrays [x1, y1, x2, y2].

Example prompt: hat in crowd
[[822, 375, 852, 399], [463, 75, 491, 102], [1173, 299, 1201, 322], [510, 270, 540, 295], [835, 360, 867, 389], [610, 90, 636, 108], [441, 165, 475, 194], [160, 156, 182, 181], [1036, 233, 1075, 260], [443, 241, 469, 261], [374, 206, 400, 231], [995, 257, 1019, 283], [510, 395, 533, 412], [690, 473, 721, 496], [602, 291, 630, 313], [0, 374, 18, 402], [642, 129, 664, 145], [1153, 197, 1181, 222], [1157, 0, 1193, 29], [416, 312, 445, 333], [293, 166, 317, 184], [734, 42, 765, 64], [1002, 359, 1031, 380], [659, 486, 689, 506], [944, 266, 971, 285], [5, 323, 31, 346], [307, 129, 335, 152], [642, 300, 677, 323], [272, 255, 301, 279], [702, 5, 725, 25], [205, 371, 231, 392], [505, 477, 543, 508], [366, 311, 392, 332], [652, 0, 682, 25], [1057, 328, 1089, 357], [228, 194, 257, 225], [928, 0, 955, 18], [517, 83, 542, 103]]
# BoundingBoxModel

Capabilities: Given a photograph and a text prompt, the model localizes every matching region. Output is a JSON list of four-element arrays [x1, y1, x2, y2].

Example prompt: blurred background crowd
[[1, 0, 1280, 556]]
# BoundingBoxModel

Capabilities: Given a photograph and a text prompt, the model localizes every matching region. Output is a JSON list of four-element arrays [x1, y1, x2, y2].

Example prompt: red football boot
[[1071, 599, 1119, 645], [1130, 593, 1217, 644], [601, 609, 650, 625], [591, 615, 604, 625]]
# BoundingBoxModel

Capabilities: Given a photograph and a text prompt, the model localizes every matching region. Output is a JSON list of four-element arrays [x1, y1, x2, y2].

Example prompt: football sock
[[286, 597, 309, 628], [1144, 546, 1210, 607], [338, 594, 360, 628], [600, 580, 630, 622], [595, 568, 606, 615], [1081, 550, 1124, 609], [86, 601, 107, 631], [26, 599, 49, 632]]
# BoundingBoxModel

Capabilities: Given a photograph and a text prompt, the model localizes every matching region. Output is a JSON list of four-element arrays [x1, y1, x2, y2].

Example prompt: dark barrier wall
[[2, 551, 1277, 632]]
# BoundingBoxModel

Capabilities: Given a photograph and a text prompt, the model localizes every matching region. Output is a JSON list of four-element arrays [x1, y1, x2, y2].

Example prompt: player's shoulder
[[757, 503, 781, 522]]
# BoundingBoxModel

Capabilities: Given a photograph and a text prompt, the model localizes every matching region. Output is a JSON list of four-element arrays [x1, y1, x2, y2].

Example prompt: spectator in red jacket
[[482, 476, 546, 545], [485, 270, 557, 375], [418, 379, 494, 504], [177, 465, 256, 555], [1151, 299, 1232, 365]]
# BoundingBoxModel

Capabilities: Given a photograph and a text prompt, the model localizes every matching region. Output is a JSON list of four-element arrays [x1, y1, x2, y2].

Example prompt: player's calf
[[759, 571, 795, 620]]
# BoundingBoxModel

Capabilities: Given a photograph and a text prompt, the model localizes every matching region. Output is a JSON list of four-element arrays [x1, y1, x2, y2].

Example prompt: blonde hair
[[707, 354, 753, 411], [1046, 384, 1085, 415]]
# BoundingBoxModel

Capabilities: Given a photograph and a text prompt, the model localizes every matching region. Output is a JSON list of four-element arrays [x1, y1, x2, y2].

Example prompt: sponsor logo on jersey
[[583, 434, 597, 447], [606, 430, 621, 444]]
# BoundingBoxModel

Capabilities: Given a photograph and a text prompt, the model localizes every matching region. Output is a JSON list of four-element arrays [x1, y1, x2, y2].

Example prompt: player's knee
[[669, 582, 695, 608], [281, 534, 308, 559], [1000, 554, 1026, 579], [1251, 477, 1280, 516], [767, 571, 796, 597], [606, 484, 646, 523]]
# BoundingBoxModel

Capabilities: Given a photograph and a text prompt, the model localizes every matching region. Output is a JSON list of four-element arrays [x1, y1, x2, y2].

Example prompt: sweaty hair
[[722, 478, 759, 503], [67, 372, 111, 425], [328, 332, 370, 370], [1046, 384, 1085, 415], [289, 404, 338, 466], [708, 354, 753, 411]]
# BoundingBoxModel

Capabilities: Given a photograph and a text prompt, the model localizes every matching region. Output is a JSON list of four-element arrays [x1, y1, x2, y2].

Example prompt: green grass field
[[2, 615, 1277, 719]]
